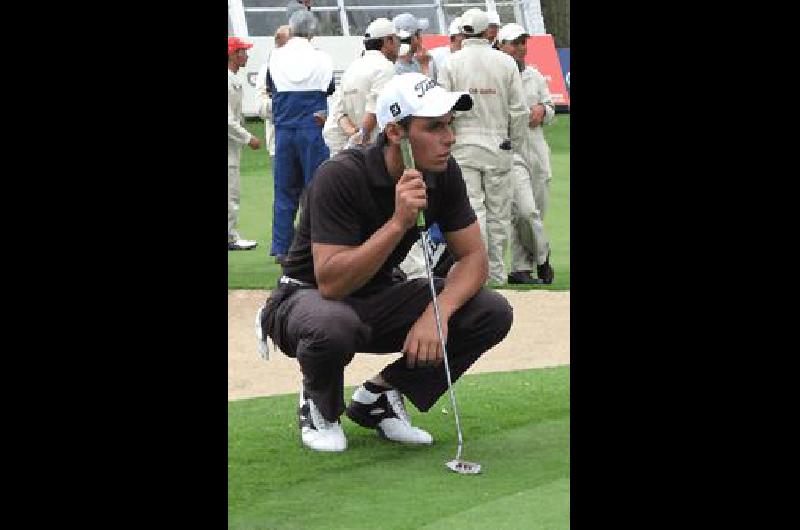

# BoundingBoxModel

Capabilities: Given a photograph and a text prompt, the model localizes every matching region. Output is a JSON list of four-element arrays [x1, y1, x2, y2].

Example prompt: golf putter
[[400, 137, 481, 475]]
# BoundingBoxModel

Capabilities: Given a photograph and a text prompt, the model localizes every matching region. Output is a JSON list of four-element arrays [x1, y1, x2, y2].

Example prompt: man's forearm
[[360, 113, 377, 138], [337, 115, 358, 136], [314, 218, 406, 299], [433, 250, 488, 321]]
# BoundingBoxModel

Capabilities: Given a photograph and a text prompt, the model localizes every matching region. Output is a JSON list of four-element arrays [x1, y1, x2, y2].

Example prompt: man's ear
[[384, 122, 403, 145]]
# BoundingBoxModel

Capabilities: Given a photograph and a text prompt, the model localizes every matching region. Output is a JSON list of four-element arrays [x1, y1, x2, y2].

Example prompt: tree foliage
[[541, 0, 570, 48]]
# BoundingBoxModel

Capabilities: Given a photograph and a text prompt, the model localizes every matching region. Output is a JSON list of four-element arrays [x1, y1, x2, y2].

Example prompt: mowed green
[[228, 365, 570, 529], [228, 115, 570, 290]]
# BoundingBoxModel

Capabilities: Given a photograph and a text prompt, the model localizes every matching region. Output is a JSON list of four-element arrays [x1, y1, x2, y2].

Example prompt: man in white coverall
[[428, 17, 463, 73], [486, 10, 501, 48], [438, 9, 529, 285], [498, 23, 555, 284], [398, 17, 461, 280], [228, 37, 262, 251], [393, 13, 437, 82], [256, 26, 292, 164], [322, 18, 399, 156]]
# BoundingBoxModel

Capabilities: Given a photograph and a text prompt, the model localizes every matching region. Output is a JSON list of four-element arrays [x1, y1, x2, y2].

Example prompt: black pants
[[268, 278, 514, 422]]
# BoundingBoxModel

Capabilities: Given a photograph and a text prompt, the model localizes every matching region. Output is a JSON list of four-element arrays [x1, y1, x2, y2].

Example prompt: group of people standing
[[228, 4, 556, 287], [234, 5, 562, 454]]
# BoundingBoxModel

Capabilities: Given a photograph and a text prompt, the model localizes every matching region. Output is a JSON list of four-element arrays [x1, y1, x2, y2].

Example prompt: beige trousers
[[454, 145, 513, 284], [509, 162, 550, 271], [228, 143, 241, 244]]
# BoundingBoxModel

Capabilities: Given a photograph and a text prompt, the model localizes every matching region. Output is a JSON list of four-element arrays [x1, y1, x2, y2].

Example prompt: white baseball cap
[[459, 9, 489, 35], [486, 11, 501, 26], [498, 23, 529, 43], [448, 17, 462, 37], [364, 18, 396, 39], [393, 13, 429, 39], [376, 73, 473, 131]]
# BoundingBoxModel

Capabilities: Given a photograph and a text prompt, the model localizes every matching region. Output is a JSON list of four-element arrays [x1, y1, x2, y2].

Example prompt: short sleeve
[[309, 158, 364, 246], [435, 158, 477, 233]]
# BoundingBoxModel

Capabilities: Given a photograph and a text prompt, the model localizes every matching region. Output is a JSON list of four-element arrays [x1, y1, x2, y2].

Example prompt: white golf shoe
[[345, 387, 433, 445], [298, 392, 347, 452], [228, 239, 257, 251], [255, 304, 269, 361]]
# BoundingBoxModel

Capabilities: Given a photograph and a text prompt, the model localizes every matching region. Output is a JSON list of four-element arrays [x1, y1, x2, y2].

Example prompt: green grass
[[228, 115, 570, 290], [228, 365, 570, 529]]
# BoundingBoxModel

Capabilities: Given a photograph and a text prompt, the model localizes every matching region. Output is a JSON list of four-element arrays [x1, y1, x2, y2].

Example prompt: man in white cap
[[486, 10, 501, 48], [322, 17, 399, 156], [397, 16, 462, 281], [256, 73, 512, 452], [438, 8, 530, 285], [428, 17, 464, 73], [498, 23, 556, 284], [393, 13, 437, 81], [267, 9, 335, 264], [228, 37, 262, 251]]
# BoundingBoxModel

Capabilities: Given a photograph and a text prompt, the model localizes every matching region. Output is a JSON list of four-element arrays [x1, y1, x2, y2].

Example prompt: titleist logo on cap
[[414, 78, 436, 98]]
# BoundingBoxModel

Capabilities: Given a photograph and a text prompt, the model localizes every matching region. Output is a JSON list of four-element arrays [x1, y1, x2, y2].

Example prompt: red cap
[[228, 37, 253, 56]]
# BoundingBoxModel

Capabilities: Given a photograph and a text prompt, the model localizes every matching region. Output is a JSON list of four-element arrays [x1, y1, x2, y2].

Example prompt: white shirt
[[429, 46, 452, 74], [514, 65, 555, 176], [323, 50, 395, 147], [255, 53, 273, 121], [438, 38, 529, 155], [268, 37, 333, 93], [228, 69, 251, 147], [521, 65, 555, 124]]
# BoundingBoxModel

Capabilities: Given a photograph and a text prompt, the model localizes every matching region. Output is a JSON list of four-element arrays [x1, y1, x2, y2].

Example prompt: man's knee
[[301, 306, 367, 361], [471, 289, 514, 345]]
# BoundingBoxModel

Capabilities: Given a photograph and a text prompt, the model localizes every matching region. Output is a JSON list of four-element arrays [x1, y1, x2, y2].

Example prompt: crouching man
[[257, 73, 513, 452]]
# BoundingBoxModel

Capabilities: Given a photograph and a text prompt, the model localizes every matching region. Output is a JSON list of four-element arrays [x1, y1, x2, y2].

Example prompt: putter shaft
[[419, 229, 465, 462], [401, 137, 470, 465]]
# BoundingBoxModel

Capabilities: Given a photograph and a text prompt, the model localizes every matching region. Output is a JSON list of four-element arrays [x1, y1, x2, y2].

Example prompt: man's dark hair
[[463, 28, 488, 39], [397, 116, 413, 130], [364, 38, 383, 51]]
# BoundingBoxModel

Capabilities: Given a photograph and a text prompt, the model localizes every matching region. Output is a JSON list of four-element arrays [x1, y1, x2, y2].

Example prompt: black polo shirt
[[281, 133, 476, 297]]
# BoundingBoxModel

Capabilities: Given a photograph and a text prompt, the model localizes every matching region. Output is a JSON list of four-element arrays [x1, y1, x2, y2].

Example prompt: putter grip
[[400, 138, 426, 228]]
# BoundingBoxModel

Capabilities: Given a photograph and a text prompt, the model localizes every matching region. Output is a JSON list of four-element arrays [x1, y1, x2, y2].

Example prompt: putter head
[[445, 459, 482, 475]]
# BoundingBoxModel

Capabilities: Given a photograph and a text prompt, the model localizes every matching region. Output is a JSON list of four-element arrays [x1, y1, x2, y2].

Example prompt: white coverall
[[510, 65, 556, 272], [255, 59, 276, 157], [321, 91, 346, 156], [322, 50, 396, 157], [228, 69, 253, 244], [428, 46, 451, 74], [438, 38, 530, 284]]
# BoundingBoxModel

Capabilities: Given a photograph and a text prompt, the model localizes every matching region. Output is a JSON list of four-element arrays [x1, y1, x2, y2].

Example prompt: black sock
[[363, 381, 390, 394]]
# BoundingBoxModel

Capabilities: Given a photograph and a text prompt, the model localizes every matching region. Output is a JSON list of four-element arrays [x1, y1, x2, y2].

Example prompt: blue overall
[[267, 38, 334, 257]]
